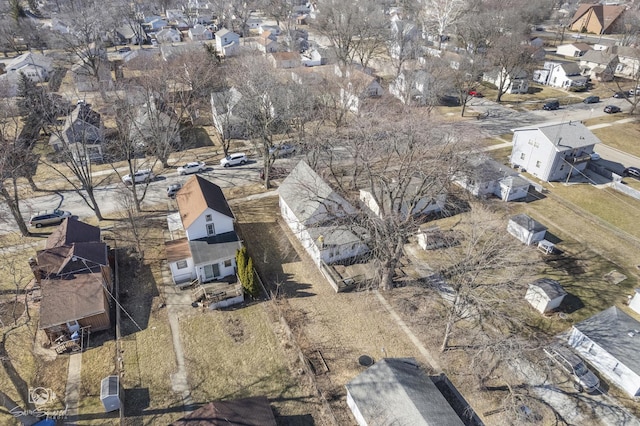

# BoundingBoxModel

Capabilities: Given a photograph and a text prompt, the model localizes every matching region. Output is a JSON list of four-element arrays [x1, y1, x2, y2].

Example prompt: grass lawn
[[591, 121, 640, 158]]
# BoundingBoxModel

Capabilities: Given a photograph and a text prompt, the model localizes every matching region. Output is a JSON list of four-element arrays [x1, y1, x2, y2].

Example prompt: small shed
[[525, 278, 567, 313], [100, 375, 122, 413], [507, 214, 547, 245], [629, 289, 640, 315]]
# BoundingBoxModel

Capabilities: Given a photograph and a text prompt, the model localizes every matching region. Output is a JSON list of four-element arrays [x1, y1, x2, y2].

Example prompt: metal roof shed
[[100, 375, 122, 413]]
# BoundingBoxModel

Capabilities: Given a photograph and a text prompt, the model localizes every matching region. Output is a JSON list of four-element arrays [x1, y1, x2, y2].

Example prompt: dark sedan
[[604, 105, 621, 114]]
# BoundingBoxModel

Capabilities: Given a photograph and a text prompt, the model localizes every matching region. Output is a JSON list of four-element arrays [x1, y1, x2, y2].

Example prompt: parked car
[[29, 209, 72, 228], [604, 105, 621, 114], [590, 152, 601, 161], [623, 166, 640, 179], [544, 345, 600, 393], [177, 161, 206, 175], [571, 33, 585, 39], [220, 153, 247, 167], [259, 167, 288, 180], [543, 100, 560, 110], [167, 183, 182, 198], [268, 144, 296, 158], [629, 88, 640, 96], [613, 91, 629, 98], [468, 90, 484, 98], [117, 47, 131, 53], [122, 169, 155, 185], [583, 96, 599, 104]]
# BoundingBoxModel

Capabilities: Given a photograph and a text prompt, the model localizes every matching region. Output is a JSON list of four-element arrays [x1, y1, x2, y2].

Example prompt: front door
[[203, 263, 220, 281]]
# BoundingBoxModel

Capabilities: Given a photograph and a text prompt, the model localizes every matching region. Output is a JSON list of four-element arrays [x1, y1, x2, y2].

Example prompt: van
[[544, 345, 600, 392], [543, 100, 560, 110], [29, 210, 72, 228]]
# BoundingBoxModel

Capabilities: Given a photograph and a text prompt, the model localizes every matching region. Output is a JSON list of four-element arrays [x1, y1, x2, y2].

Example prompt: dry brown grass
[[591, 121, 640, 158]]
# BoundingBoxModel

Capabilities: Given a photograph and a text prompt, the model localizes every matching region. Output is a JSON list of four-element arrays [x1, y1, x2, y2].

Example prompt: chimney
[[28, 257, 41, 286]]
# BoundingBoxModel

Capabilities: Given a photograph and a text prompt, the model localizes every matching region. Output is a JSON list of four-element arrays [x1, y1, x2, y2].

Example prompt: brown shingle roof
[[176, 176, 234, 230], [171, 396, 277, 426], [165, 238, 191, 262], [46, 218, 101, 249], [39, 273, 107, 329], [571, 4, 625, 34], [37, 242, 107, 276]]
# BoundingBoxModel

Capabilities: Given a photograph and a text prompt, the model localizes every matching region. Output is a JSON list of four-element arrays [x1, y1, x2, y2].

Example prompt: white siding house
[[556, 43, 591, 58], [510, 121, 601, 182], [525, 278, 567, 314], [359, 182, 446, 220], [533, 61, 588, 90], [454, 156, 529, 201], [215, 28, 240, 57], [568, 307, 640, 397], [279, 161, 368, 266], [507, 214, 547, 245], [5, 52, 53, 83], [482, 68, 529, 95]]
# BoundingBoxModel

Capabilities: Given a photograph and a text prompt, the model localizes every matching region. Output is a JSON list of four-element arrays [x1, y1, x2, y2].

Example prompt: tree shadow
[[558, 293, 585, 314], [118, 252, 158, 336], [182, 126, 214, 149]]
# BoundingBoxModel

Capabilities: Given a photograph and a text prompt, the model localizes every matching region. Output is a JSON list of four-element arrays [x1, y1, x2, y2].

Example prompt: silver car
[[122, 169, 155, 185], [220, 153, 247, 167], [544, 345, 600, 392], [29, 209, 72, 228]]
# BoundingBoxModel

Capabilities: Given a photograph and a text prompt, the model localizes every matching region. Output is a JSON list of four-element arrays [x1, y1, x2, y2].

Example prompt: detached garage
[[525, 278, 567, 314], [507, 214, 547, 245]]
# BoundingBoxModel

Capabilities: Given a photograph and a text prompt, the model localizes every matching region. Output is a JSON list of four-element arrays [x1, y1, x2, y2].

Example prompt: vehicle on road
[[220, 153, 247, 167], [613, 91, 629, 98], [544, 345, 600, 393], [571, 33, 585, 39], [177, 161, 206, 175], [122, 169, 155, 185], [623, 166, 640, 179], [117, 47, 131, 53], [604, 105, 621, 114], [468, 90, 484, 98], [590, 152, 601, 161], [543, 100, 560, 110], [268, 144, 296, 158], [29, 209, 72, 228], [583, 96, 599, 104], [167, 183, 182, 198]]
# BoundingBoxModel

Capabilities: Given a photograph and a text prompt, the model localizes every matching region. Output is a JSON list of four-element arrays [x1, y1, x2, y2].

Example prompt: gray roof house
[[510, 121, 601, 182], [579, 50, 619, 82], [279, 161, 368, 267], [5, 52, 53, 83], [533, 61, 588, 90], [49, 103, 104, 163], [568, 306, 640, 397], [454, 156, 530, 201], [482, 67, 529, 94], [346, 358, 482, 426]]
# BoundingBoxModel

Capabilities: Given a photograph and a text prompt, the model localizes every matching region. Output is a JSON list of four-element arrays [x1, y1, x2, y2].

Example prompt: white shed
[[525, 278, 567, 313], [507, 214, 547, 245], [629, 289, 640, 315], [100, 375, 122, 413]]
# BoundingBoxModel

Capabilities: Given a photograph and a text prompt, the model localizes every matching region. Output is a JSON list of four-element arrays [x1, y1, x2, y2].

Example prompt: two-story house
[[215, 28, 240, 57], [165, 176, 242, 286], [49, 102, 104, 163], [579, 50, 619, 82], [510, 121, 601, 182], [33, 219, 112, 343], [533, 61, 588, 90], [482, 67, 529, 95], [389, 69, 433, 105]]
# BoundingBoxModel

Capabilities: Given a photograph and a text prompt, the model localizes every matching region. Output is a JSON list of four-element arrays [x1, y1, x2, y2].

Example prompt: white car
[[269, 144, 297, 158], [177, 161, 206, 175], [122, 169, 155, 185], [544, 345, 600, 393], [220, 153, 247, 167]]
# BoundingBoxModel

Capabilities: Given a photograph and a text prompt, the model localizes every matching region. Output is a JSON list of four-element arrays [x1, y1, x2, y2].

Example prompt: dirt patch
[[223, 317, 246, 343]]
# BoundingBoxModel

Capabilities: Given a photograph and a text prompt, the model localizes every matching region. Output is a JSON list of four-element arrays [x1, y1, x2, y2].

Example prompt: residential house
[[568, 306, 640, 397], [215, 28, 240, 57], [301, 49, 324, 67], [482, 67, 529, 95], [593, 39, 617, 52], [113, 24, 146, 45], [143, 17, 169, 32], [5, 52, 53, 83], [507, 214, 547, 246], [556, 43, 591, 58], [359, 178, 447, 220], [569, 4, 625, 35], [258, 25, 281, 36], [279, 161, 369, 266], [609, 46, 640, 79], [533, 61, 588, 90], [390, 69, 435, 105], [165, 9, 186, 21], [49, 103, 104, 163], [156, 28, 182, 44], [71, 44, 113, 92], [389, 19, 419, 61], [454, 156, 530, 201], [188, 24, 213, 41], [34, 219, 112, 342], [525, 278, 567, 314], [579, 50, 618, 82], [259, 31, 278, 53], [346, 358, 483, 426], [269, 52, 300, 69], [510, 121, 601, 182], [165, 175, 242, 285], [337, 66, 383, 113], [172, 396, 277, 426], [210, 87, 245, 139], [129, 98, 181, 151]]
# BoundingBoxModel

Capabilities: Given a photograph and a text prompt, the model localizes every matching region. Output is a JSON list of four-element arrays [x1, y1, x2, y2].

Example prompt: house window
[[176, 260, 188, 269], [205, 214, 212, 222], [612, 363, 621, 376], [520, 153, 525, 160], [224, 259, 232, 268], [588, 343, 596, 354], [535, 161, 541, 168], [207, 223, 215, 236]]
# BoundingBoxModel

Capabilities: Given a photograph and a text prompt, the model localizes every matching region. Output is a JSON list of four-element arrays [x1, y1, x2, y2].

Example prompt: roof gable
[[530, 278, 566, 300], [514, 121, 601, 151], [171, 396, 277, 425], [177, 175, 234, 229], [46, 218, 101, 249]]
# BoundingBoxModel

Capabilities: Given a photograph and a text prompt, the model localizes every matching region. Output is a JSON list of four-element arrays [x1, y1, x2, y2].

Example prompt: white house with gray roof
[[454, 156, 529, 201], [579, 50, 618, 82], [568, 306, 640, 397], [533, 61, 588, 89], [510, 121, 601, 182], [346, 358, 482, 426], [279, 161, 368, 266]]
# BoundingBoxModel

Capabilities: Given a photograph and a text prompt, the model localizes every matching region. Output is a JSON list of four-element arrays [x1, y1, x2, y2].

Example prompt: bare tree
[[421, 0, 469, 49]]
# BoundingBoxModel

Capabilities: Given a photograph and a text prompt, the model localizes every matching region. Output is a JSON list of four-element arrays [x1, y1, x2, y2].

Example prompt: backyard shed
[[629, 289, 640, 315], [525, 278, 567, 313], [507, 214, 547, 245], [100, 375, 122, 413]]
